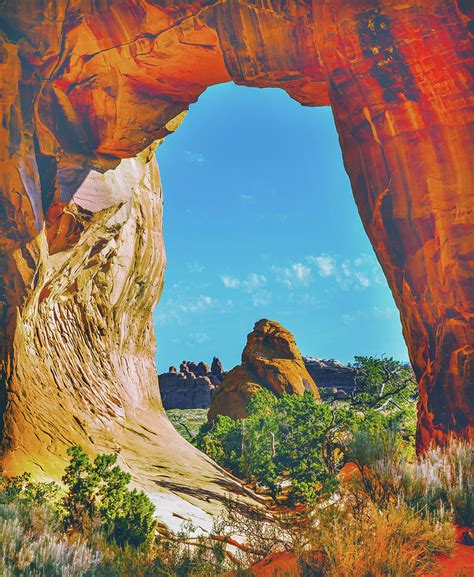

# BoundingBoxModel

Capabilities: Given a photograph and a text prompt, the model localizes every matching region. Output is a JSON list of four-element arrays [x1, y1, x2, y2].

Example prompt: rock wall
[[303, 358, 357, 395], [0, 0, 472, 511], [160, 356, 356, 410], [159, 358, 224, 409]]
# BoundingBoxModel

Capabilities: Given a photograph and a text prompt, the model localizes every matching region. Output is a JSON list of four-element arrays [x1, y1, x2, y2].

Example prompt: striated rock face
[[303, 358, 357, 395], [159, 358, 225, 409], [0, 1, 472, 515], [0, 138, 259, 527], [208, 320, 319, 421]]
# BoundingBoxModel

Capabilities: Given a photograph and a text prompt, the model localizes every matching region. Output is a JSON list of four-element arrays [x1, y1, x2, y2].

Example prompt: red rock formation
[[159, 358, 224, 409], [209, 319, 319, 421], [0, 1, 472, 516]]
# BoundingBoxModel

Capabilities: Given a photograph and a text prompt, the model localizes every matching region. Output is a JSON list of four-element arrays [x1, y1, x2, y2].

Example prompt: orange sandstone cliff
[[0, 1, 472, 517]]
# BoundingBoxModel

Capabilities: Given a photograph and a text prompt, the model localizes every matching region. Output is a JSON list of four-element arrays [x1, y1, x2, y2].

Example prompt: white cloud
[[185, 150, 205, 165], [372, 305, 397, 319], [341, 261, 352, 278], [178, 294, 214, 313], [293, 263, 311, 283], [252, 290, 272, 307], [220, 273, 269, 307], [239, 194, 254, 201], [308, 255, 336, 278], [188, 332, 210, 345], [273, 262, 311, 289], [221, 275, 241, 289], [243, 273, 266, 292], [186, 261, 204, 273], [221, 273, 266, 293], [155, 293, 216, 326], [355, 271, 370, 288], [306, 252, 383, 290]]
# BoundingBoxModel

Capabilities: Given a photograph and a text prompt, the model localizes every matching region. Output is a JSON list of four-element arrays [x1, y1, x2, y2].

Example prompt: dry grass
[[0, 438, 469, 576], [405, 441, 473, 526], [0, 500, 234, 576], [0, 503, 100, 576], [311, 502, 455, 577], [346, 434, 473, 526]]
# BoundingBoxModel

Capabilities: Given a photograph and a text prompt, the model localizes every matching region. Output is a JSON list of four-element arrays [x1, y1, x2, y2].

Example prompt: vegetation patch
[[0, 356, 470, 576], [166, 408, 208, 442], [196, 356, 418, 503]]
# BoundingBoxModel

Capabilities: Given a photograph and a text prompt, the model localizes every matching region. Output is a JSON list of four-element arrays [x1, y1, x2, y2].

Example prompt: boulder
[[208, 319, 319, 421], [196, 361, 210, 376]]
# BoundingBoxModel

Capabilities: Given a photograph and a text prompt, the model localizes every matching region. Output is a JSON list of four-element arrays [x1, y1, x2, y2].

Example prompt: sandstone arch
[[0, 0, 472, 520]]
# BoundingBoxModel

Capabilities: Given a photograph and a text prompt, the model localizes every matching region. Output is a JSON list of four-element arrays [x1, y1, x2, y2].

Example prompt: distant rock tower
[[208, 319, 319, 421]]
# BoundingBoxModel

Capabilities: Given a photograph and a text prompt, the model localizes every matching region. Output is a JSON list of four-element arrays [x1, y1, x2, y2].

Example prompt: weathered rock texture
[[208, 320, 319, 421], [159, 358, 224, 409], [0, 1, 472, 516], [303, 358, 357, 395]]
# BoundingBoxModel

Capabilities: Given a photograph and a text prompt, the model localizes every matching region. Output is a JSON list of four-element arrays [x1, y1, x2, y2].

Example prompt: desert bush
[[197, 390, 347, 502], [309, 501, 454, 577], [0, 472, 63, 510], [197, 356, 419, 504], [62, 446, 157, 547], [345, 430, 473, 526], [403, 440, 473, 527], [0, 449, 240, 576], [156, 534, 228, 576], [0, 501, 101, 577], [166, 409, 208, 442], [350, 356, 416, 411], [0, 497, 236, 577]]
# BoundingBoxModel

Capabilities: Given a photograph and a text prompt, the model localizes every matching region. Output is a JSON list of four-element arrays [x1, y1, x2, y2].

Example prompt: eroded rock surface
[[208, 320, 319, 421], [0, 1, 472, 521]]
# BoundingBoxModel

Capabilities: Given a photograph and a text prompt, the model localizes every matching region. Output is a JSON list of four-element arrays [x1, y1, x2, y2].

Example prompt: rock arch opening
[[154, 82, 407, 373]]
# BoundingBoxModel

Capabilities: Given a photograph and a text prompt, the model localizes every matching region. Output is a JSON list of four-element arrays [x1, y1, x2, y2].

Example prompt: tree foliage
[[62, 446, 156, 546], [197, 356, 418, 503]]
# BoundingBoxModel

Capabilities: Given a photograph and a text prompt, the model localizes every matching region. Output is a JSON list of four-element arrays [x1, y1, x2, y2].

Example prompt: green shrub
[[197, 391, 351, 503], [166, 409, 208, 442], [350, 355, 417, 410], [0, 450, 239, 576], [0, 472, 63, 508], [62, 446, 157, 547], [349, 356, 418, 446], [197, 356, 419, 504]]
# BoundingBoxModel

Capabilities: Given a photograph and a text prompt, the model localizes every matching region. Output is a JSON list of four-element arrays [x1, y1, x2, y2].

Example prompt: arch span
[[0, 0, 472, 518]]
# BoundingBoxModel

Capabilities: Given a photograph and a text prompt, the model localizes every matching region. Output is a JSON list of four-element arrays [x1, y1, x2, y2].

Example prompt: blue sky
[[154, 83, 408, 372]]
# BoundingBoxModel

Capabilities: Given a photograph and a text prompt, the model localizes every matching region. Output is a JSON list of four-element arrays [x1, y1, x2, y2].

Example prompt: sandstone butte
[[0, 1, 472, 526], [208, 319, 319, 421]]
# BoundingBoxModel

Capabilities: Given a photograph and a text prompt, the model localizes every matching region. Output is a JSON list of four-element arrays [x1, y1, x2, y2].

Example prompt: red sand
[[424, 527, 474, 577]]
